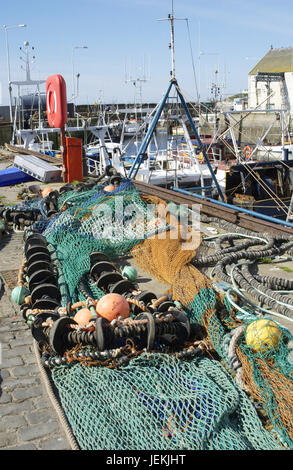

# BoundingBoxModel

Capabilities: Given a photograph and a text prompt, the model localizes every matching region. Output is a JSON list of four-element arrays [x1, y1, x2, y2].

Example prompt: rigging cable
[[185, 19, 199, 102], [176, 86, 289, 215]]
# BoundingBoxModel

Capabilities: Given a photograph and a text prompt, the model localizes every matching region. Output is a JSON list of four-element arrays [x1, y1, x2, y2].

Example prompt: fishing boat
[[123, 118, 143, 136], [256, 143, 293, 160]]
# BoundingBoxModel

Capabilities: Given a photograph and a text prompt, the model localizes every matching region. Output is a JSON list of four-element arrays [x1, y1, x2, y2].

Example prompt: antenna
[[209, 67, 226, 102], [19, 41, 35, 81], [157, 1, 187, 80], [124, 55, 150, 113]]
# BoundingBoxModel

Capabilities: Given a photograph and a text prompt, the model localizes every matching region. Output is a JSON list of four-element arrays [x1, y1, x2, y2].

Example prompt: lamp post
[[2, 24, 27, 122], [72, 45, 88, 115]]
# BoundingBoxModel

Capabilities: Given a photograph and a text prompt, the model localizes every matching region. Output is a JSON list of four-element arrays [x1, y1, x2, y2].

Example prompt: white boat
[[133, 148, 217, 188], [123, 120, 143, 136], [256, 144, 293, 160]]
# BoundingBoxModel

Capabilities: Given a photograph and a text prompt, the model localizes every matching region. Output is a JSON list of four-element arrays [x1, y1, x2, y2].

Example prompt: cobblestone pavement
[[0, 231, 72, 450]]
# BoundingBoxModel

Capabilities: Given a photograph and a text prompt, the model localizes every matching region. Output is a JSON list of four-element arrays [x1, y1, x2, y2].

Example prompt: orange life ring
[[243, 146, 252, 159], [46, 74, 67, 128]]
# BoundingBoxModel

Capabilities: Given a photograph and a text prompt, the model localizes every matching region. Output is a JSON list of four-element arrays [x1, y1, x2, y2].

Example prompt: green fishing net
[[51, 351, 281, 450], [24, 179, 292, 450]]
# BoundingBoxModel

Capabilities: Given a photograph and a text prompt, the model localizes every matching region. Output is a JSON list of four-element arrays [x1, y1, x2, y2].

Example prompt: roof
[[249, 47, 293, 75]]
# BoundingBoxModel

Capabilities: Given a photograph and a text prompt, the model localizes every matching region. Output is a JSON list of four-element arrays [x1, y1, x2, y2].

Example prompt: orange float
[[42, 187, 54, 198], [96, 293, 130, 322], [73, 307, 93, 325], [103, 184, 116, 192]]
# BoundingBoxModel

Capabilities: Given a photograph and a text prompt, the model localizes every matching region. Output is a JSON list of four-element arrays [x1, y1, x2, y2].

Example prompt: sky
[[1, 0, 293, 106]]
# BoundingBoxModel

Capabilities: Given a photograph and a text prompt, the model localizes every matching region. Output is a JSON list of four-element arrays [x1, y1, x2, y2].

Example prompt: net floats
[[88, 252, 174, 315], [42, 187, 55, 198], [73, 307, 94, 325], [245, 319, 282, 353], [31, 305, 192, 357], [96, 293, 130, 322], [103, 184, 116, 192], [121, 266, 137, 282]]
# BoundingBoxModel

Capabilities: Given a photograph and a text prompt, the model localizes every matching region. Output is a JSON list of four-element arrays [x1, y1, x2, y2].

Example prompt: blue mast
[[127, 6, 225, 202]]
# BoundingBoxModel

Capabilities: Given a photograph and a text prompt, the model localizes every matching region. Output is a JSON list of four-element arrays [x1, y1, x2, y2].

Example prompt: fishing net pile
[[8, 173, 293, 450]]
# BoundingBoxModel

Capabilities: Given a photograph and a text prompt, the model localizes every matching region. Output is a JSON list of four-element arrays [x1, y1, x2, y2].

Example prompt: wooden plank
[[5, 143, 62, 167], [133, 181, 238, 223], [133, 180, 293, 236], [238, 213, 293, 236]]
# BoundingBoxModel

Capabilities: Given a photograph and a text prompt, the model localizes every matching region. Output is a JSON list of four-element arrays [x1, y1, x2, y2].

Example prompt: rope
[[227, 325, 250, 392], [33, 339, 80, 450], [185, 19, 199, 102]]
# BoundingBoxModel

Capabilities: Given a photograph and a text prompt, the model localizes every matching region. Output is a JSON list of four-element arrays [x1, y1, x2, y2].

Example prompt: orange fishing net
[[130, 195, 211, 305], [237, 346, 293, 440]]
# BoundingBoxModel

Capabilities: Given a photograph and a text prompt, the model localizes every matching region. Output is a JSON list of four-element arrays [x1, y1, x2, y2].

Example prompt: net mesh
[[17, 178, 293, 450], [51, 354, 280, 450]]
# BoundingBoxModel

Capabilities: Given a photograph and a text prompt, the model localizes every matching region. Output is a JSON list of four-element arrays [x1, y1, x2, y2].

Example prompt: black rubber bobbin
[[165, 308, 191, 345], [21, 304, 31, 320], [176, 348, 204, 360], [31, 311, 60, 345], [28, 270, 57, 293], [33, 299, 61, 310], [109, 279, 136, 296], [24, 234, 47, 255], [47, 189, 59, 199], [156, 301, 176, 313], [27, 261, 53, 279], [130, 291, 158, 315], [14, 212, 35, 230], [96, 272, 124, 291], [26, 245, 51, 261], [136, 312, 156, 351], [31, 283, 61, 306], [105, 165, 118, 177], [44, 195, 58, 209], [49, 316, 78, 355], [90, 252, 109, 267], [90, 261, 116, 279], [59, 183, 75, 194], [47, 210, 58, 218], [74, 183, 86, 192], [95, 317, 114, 351], [109, 175, 122, 186], [3, 208, 14, 222], [27, 251, 51, 266]]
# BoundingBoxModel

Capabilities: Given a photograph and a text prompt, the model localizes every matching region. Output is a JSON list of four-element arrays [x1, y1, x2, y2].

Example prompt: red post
[[64, 137, 83, 183], [60, 127, 67, 183]]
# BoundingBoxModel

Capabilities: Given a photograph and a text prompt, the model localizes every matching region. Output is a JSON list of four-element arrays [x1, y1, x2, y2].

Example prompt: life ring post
[[60, 127, 67, 183]]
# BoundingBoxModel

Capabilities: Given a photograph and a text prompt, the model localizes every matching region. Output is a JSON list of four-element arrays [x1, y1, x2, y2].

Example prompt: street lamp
[[2, 24, 27, 122], [72, 45, 88, 110]]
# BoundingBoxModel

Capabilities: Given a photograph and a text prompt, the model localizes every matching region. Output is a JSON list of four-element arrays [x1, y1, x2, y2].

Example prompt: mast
[[128, 2, 225, 202], [10, 41, 45, 146], [170, 2, 175, 80], [157, 0, 186, 81]]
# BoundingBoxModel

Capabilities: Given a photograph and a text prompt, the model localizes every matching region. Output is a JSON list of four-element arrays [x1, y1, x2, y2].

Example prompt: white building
[[248, 47, 293, 114]]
